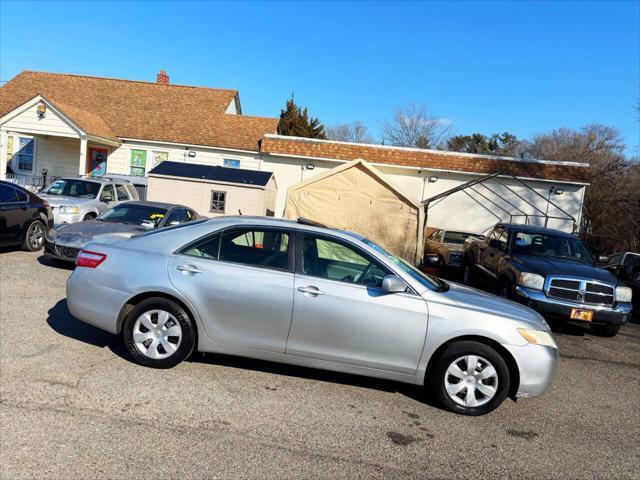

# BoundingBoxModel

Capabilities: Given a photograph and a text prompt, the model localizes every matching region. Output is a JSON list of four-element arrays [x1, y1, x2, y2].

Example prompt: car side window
[[218, 228, 290, 270], [115, 184, 129, 201], [100, 185, 115, 202], [15, 189, 28, 202], [181, 234, 221, 259], [165, 209, 187, 226], [301, 234, 390, 288], [0, 185, 18, 203], [184, 209, 196, 222]]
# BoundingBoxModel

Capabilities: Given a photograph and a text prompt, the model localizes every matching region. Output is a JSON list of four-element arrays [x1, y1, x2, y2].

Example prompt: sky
[[1, 1, 638, 154]]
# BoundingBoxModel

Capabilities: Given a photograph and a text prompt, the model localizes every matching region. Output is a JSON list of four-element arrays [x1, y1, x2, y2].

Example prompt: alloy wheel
[[27, 222, 45, 250], [444, 355, 498, 407], [133, 310, 183, 360]]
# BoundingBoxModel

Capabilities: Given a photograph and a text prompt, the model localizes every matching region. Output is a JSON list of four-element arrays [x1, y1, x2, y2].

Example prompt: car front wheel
[[430, 341, 510, 416], [123, 297, 196, 368]]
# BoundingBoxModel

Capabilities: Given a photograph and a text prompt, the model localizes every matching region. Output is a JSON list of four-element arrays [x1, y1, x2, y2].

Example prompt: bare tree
[[527, 124, 639, 251], [326, 121, 373, 144], [381, 103, 451, 149]]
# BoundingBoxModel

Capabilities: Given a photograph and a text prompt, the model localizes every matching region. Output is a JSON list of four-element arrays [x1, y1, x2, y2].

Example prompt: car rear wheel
[[83, 213, 97, 221], [22, 220, 46, 252], [430, 341, 510, 416], [123, 297, 196, 368], [590, 324, 621, 337]]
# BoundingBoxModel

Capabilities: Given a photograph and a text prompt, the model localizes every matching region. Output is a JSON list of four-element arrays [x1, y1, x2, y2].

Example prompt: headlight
[[517, 328, 557, 348], [616, 286, 633, 303], [517, 272, 545, 290], [59, 205, 80, 214]]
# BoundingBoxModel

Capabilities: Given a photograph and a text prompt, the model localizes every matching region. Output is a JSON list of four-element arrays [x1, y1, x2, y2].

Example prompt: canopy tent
[[284, 159, 425, 265]]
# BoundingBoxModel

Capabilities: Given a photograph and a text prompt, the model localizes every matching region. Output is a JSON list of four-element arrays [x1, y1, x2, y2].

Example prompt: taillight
[[76, 250, 107, 268]]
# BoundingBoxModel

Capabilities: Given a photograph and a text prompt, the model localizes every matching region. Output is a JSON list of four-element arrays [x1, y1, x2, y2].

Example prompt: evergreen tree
[[277, 95, 326, 139]]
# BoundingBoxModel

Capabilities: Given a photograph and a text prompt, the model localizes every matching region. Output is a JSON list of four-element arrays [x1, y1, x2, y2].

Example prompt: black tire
[[123, 297, 196, 368], [429, 341, 510, 416], [83, 213, 97, 221], [462, 257, 474, 285], [590, 324, 621, 337], [498, 279, 514, 300], [22, 219, 46, 252]]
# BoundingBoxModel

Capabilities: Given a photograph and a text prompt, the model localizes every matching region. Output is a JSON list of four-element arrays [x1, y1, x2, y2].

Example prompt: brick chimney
[[156, 70, 169, 84]]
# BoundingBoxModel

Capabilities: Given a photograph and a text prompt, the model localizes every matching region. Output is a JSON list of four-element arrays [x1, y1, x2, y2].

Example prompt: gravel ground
[[1, 250, 639, 479]]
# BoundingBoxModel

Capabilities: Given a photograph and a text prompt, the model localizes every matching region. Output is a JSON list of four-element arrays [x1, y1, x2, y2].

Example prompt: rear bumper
[[515, 286, 633, 326], [503, 343, 558, 398], [66, 268, 129, 334]]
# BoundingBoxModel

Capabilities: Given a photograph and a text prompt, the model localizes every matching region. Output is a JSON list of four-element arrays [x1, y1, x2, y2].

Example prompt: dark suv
[[463, 223, 633, 337], [0, 180, 54, 251]]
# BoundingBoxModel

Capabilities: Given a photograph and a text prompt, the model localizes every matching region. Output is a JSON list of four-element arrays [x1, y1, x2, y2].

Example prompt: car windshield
[[512, 231, 595, 264], [442, 231, 473, 244], [42, 179, 101, 199], [362, 239, 447, 291], [97, 204, 168, 227]]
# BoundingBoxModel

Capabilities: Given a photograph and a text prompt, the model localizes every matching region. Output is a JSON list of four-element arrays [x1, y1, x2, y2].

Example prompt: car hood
[[39, 194, 96, 207], [442, 281, 549, 331], [51, 221, 149, 248], [512, 254, 619, 284]]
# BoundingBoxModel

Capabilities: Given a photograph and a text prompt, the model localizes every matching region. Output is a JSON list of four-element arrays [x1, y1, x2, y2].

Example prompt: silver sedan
[[66, 217, 558, 415]]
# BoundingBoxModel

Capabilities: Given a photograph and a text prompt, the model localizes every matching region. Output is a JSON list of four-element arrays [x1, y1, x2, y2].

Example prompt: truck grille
[[547, 277, 615, 306]]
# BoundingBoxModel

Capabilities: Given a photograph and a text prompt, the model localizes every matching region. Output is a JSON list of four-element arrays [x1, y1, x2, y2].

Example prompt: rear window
[[0, 184, 17, 203]]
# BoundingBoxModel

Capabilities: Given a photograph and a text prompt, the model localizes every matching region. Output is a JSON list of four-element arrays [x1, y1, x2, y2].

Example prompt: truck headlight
[[59, 205, 80, 214], [517, 328, 557, 348], [517, 272, 545, 290], [616, 286, 633, 303]]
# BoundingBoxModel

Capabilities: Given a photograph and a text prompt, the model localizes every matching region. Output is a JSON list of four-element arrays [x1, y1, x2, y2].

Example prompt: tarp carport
[[284, 159, 425, 264]]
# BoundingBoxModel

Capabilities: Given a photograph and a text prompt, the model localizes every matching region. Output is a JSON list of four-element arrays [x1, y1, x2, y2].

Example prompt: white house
[[0, 70, 591, 235]]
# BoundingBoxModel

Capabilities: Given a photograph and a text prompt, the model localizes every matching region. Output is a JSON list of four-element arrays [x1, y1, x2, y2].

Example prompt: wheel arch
[[116, 291, 199, 346], [425, 335, 520, 399]]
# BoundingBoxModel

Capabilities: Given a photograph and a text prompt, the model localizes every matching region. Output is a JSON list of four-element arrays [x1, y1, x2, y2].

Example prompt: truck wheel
[[462, 260, 474, 285], [591, 324, 621, 337], [430, 341, 510, 416]]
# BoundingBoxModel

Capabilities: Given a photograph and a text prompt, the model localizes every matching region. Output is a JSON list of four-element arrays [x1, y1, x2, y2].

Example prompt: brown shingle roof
[[0, 71, 278, 151], [260, 135, 591, 184], [51, 100, 116, 141]]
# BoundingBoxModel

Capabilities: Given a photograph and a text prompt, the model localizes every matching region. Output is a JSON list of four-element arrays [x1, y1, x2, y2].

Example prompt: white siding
[[225, 97, 239, 115], [147, 176, 269, 218], [106, 140, 261, 176], [36, 137, 81, 178], [3, 104, 79, 138], [258, 154, 585, 234]]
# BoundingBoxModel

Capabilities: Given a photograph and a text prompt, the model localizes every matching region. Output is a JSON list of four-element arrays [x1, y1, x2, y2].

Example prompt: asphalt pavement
[[1, 250, 638, 479]]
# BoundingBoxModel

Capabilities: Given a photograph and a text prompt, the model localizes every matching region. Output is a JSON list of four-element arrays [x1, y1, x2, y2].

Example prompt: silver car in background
[[39, 177, 139, 224], [66, 217, 558, 416]]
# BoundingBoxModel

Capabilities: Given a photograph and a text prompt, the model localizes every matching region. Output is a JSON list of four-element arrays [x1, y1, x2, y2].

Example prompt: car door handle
[[177, 264, 202, 274], [298, 286, 325, 296]]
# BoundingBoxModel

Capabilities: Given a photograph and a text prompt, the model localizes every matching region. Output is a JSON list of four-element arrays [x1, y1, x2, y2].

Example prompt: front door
[[167, 227, 295, 353], [87, 147, 108, 177], [286, 233, 429, 374]]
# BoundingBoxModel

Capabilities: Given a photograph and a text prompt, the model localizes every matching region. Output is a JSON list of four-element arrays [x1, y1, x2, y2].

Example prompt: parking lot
[[0, 249, 638, 479]]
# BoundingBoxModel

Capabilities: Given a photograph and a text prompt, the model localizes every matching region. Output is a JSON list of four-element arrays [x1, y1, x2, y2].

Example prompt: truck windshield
[[362, 239, 447, 291], [512, 231, 595, 264], [42, 179, 100, 199], [443, 231, 473, 244]]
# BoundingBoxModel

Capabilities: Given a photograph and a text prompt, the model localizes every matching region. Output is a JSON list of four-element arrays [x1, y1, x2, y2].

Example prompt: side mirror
[[168, 221, 181, 226], [598, 255, 609, 264], [102, 195, 113, 202], [382, 275, 407, 293]]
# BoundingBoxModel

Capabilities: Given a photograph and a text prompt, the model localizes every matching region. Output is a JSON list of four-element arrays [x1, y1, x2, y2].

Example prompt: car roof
[[118, 200, 186, 210], [500, 223, 576, 238], [55, 176, 131, 184]]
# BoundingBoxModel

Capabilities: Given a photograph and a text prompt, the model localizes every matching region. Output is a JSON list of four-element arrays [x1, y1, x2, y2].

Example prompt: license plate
[[570, 308, 593, 322]]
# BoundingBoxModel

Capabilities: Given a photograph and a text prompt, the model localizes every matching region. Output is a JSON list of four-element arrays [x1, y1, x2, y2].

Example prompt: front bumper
[[516, 286, 633, 326], [502, 342, 558, 397], [52, 211, 83, 225]]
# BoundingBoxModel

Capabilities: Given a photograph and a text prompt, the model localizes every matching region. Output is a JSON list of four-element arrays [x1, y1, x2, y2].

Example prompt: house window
[[130, 149, 147, 176], [210, 190, 226, 213], [15, 137, 35, 172], [151, 151, 168, 170], [223, 158, 240, 168]]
